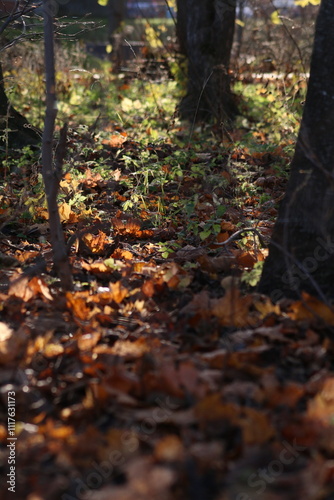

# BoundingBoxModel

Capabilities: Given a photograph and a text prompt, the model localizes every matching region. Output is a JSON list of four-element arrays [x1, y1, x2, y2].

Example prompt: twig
[[206, 227, 266, 248]]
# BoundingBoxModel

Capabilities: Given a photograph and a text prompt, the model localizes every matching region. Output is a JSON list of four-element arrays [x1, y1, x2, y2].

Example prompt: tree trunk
[[0, 61, 40, 149], [42, 1, 72, 290], [176, 0, 238, 125], [108, 0, 126, 37], [108, 0, 126, 71], [258, 0, 334, 301]]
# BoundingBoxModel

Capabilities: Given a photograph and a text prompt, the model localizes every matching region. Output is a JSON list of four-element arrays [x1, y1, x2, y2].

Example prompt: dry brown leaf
[[235, 250, 258, 268], [195, 394, 240, 423], [220, 221, 236, 232], [8, 274, 33, 301], [102, 132, 127, 148], [39, 419, 74, 439], [59, 202, 73, 222], [82, 169, 103, 187], [308, 377, 334, 424], [289, 292, 334, 324], [8, 275, 52, 301], [89, 457, 175, 500], [15, 250, 39, 263], [82, 231, 109, 253], [0, 323, 27, 363], [81, 260, 119, 274], [174, 245, 205, 262], [28, 277, 53, 301], [211, 288, 254, 327], [142, 361, 184, 398], [154, 435, 184, 462], [238, 407, 275, 445], [201, 349, 228, 369], [177, 360, 199, 394], [142, 279, 156, 298], [109, 281, 129, 303], [77, 332, 101, 351], [197, 254, 234, 273], [112, 248, 134, 260], [110, 339, 150, 359], [43, 343, 65, 358], [180, 290, 212, 324], [253, 297, 280, 318], [66, 292, 91, 320], [263, 382, 305, 408]]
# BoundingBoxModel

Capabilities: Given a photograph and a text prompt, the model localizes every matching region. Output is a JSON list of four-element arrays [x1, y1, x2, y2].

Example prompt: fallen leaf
[[211, 288, 254, 327], [82, 231, 109, 254], [0, 322, 27, 363], [308, 377, 334, 424], [154, 435, 184, 462], [289, 292, 334, 324], [238, 407, 275, 445]]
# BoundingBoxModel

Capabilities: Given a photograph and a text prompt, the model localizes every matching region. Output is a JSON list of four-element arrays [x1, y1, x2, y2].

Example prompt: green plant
[[241, 261, 265, 287]]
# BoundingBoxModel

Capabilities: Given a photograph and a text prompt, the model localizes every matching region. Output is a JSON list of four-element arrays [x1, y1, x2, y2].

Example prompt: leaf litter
[[0, 107, 333, 500]]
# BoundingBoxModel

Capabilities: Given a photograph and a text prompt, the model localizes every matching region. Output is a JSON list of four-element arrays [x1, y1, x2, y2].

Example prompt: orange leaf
[[82, 231, 109, 253], [142, 279, 156, 298], [112, 248, 133, 260], [308, 378, 334, 424], [154, 435, 184, 462], [195, 394, 239, 423], [235, 251, 258, 268], [77, 332, 101, 351], [59, 202, 73, 222], [81, 260, 118, 274], [211, 288, 254, 327], [102, 133, 127, 148], [43, 343, 64, 358], [28, 276, 53, 301], [66, 292, 91, 320], [109, 281, 129, 304], [0, 323, 27, 363], [238, 407, 275, 445], [289, 292, 334, 324]]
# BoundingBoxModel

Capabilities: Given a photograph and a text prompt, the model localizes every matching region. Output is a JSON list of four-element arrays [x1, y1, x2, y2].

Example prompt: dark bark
[[0, 61, 40, 149], [258, 0, 334, 301], [108, 0, 126, 37], [42, 1, 72, 290], [107, 0, 126, 71], [176, 0, 238, 125]]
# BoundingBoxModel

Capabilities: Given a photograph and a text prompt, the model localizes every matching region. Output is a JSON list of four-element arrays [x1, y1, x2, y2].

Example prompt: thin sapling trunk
[[42, 0, 72, 290]]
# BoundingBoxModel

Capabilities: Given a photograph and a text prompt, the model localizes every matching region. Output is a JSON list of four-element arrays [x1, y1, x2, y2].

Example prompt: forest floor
[[1, 48, 334, 500]]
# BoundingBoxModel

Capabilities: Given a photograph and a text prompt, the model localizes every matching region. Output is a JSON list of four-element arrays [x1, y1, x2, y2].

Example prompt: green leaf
[[199, 229, 212, 241]]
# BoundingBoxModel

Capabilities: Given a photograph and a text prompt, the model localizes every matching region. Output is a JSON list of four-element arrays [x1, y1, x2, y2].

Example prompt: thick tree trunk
[[258, 0, 334, 301], [176, 0, 238, 125], [0, 61, 40, 149], [108, 0, 126, 70], [108, 0, 126, 36]]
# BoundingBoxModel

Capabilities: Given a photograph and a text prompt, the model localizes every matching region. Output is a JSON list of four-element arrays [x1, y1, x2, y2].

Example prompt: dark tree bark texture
[[42, 2, 72, 290], [107, 0, 126, 71], [176, 0, 238, 125], [258, 0, 334, 301], [0, 62, 40, 149]]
